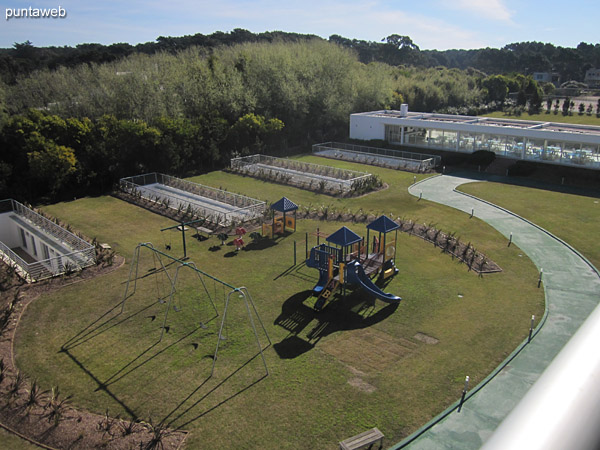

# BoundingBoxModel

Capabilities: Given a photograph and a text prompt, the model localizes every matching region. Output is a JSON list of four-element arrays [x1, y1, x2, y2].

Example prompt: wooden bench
[[339, 428, 384, 450]]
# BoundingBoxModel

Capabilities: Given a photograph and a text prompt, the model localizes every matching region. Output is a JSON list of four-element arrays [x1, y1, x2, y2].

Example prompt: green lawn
[[484, 110, 600, 126], [458, 181, 600, 270], [14, 156, 544, 449], [0, 427, 41, 450]]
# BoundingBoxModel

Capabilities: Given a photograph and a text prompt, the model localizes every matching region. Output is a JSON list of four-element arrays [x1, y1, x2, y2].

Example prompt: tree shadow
[[273, 289, 399, 359]]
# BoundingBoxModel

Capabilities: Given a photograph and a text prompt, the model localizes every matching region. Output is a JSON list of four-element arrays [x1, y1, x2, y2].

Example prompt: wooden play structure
[[262, 197, 298, 238]]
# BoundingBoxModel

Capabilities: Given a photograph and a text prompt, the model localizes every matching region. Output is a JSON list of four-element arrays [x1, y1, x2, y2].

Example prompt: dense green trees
[[0, 37, 551, 204], [3, 30, 599, 87], [0, 108, 284, 201]]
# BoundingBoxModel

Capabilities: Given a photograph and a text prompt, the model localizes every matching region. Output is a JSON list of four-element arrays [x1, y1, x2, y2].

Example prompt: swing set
[[160, 217, 214, 259], [120, 242, 271, 376]]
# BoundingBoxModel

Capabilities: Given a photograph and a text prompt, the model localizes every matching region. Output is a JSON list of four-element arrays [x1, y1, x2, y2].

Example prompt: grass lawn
[[0, 427, 41, 449], [13, 156, 544, 449], [483, 110, 600, 126], [458, 181, 600, 270]]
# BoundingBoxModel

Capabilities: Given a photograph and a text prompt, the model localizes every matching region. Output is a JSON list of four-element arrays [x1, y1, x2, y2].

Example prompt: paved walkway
[[391, 174, 600, 449]]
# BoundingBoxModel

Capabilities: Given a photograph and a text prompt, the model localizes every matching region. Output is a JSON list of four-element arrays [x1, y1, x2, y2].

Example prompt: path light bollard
[[419, 191, 422, 201], [443, 165, 446, 174], [528, 315, 535, 343], [413, 175, 417, 184], [470, 208, 474, 218], [508, 232, 513, 247], [458, 375, 470, 413], [538, 269, 543, 288]]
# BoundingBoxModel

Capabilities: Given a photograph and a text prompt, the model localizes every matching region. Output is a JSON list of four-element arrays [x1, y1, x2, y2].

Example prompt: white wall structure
[[350, 106, 600, 170], [0, 199, 95, 282]]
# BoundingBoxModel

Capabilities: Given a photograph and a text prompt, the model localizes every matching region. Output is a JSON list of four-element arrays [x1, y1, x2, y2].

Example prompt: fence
[[0, 199, 96, 282], [119, 173, 266, 226], [230, 154, 373, 193], [312, 142, 441, 172]]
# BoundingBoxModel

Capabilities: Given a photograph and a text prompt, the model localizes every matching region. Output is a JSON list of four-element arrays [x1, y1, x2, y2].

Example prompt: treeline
[[0, 109, 283, 202], [1, 39, 545, 204], [2, 29, 599, 85], [0, 29, 319, 84], [334, 37, 600, 83]]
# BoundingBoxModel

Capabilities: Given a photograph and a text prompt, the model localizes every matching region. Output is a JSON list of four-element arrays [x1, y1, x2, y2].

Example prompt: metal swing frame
[[119, 242, 271, 377]]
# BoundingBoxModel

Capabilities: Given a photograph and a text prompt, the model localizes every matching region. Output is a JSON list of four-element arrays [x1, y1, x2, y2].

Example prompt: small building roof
[[326, 226, 362, 247], [270, 197, 298, 213], [367, 215, 400, 233]]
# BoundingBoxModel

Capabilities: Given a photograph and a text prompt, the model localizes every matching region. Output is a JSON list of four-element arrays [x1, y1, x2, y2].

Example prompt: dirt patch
[[348, 377, 376, 393], [319, 328, 418, 374], [413, 332, 439, 345]]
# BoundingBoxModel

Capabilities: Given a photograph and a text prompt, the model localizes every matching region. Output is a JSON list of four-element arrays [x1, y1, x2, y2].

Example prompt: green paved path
[[392, 174, 600, 449]]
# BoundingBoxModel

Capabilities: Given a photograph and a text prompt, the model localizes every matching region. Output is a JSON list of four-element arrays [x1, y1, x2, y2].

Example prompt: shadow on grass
[[160, 351, 269, 430], [242, 238, 278, 251], [273, 289, 398, 359], [61, 299, 160, 351]]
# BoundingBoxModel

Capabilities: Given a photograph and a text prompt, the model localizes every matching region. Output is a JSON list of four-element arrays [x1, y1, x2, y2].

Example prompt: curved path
[[391, 174, 600, 449]]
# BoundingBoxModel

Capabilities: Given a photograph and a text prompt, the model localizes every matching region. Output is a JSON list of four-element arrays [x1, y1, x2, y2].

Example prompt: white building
[[0, 199, 95, 282], [349, 106, 600, 170], [584, 68, 600, 87], [533, 72, 560, 86]]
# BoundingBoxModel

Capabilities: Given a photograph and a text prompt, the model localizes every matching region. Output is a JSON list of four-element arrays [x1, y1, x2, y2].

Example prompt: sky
[[0, 0, 598, 50]]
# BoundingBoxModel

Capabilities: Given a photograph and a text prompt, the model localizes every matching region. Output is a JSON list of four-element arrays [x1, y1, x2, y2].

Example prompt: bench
[[195, 226, 214, 237], [339, 428, 384, 450]]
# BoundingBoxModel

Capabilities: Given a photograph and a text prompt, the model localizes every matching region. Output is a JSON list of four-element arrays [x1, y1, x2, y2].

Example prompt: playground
[[4, 155, 552, 449]]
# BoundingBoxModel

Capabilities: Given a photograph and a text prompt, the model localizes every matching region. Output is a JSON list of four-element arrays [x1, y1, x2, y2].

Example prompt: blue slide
[[313, 270, 329, 294], [346, 261, 402, 303]]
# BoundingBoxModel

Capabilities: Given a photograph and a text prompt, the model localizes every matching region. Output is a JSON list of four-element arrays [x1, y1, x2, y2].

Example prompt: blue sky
[[1, 0, 598, 50]]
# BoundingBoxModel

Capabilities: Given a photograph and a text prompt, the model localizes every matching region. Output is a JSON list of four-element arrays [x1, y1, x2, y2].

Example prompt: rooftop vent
[[400, 104, 409, 117]]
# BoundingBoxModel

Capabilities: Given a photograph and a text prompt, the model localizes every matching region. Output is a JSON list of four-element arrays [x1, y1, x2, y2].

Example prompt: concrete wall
[[349, 113, 386, 140], [0, 213, 20, 248]]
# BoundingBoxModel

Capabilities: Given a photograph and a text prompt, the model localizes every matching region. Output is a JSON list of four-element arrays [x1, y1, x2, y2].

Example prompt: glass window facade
[[384, 123, 600, 170]]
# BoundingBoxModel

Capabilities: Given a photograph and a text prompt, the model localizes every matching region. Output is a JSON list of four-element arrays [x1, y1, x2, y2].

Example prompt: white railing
[[119, 173, 266, 226], [312, 142, 441, 172], [0, 199, 96, 282], [230, 154, 373, 192]]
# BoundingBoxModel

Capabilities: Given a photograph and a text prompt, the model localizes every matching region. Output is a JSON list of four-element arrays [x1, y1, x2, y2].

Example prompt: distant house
[[533, 72, 560, 87], [584, 68, 600, 88]]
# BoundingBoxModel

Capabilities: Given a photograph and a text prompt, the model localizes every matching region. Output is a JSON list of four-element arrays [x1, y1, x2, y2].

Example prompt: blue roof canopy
[[270, 197, 298, 213], [367, 215, 400, 233], [326, 226, 362, 247]]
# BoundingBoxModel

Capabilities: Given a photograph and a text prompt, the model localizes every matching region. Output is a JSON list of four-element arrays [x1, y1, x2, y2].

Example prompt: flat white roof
[[352, 110, 600, 143]]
